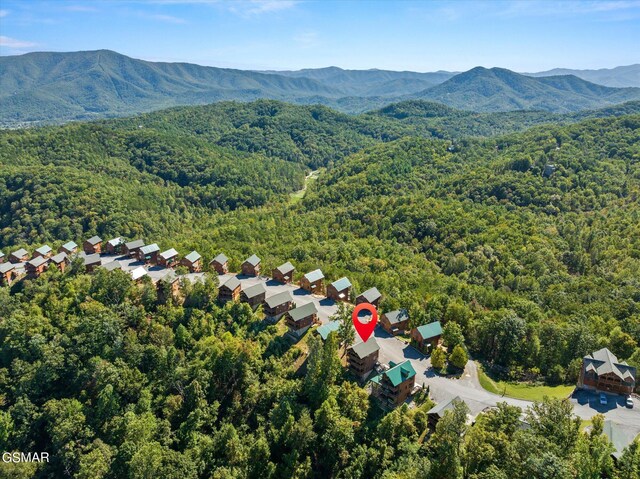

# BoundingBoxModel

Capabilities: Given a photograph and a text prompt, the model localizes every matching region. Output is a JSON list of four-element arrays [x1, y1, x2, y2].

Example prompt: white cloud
[[148, 13, 188, 23], [0, 36, 38, 48]]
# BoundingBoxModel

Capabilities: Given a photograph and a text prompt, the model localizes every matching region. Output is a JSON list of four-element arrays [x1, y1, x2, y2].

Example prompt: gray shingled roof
[[125, 239, 145, 250], [35, 245, 52, 256], [358, 287, 381, 303], [28, 256, 49, 268], [140, 243, 160, 255], [86, 235, 102, 245], [184, 251, 201, 263], [11, 248, 28, 259], [331, 277, 352, 291], [244, 254, 261, 266], [101, 261, 122, 272], [349, 338, 380, 359], [428, 396, 463, 417], [0, 263, 15, 273], [160, 248, 178, 260], [50, 252, 68, 264], [384, 309, 409, 325], [107, 237, 123, 247], [221, 276, 241, 291], [275, 261, 295, 275], [265, 291, 293, 308], [584, 348, 636, 382], [160, 269, 179, 284], [212, 253, 228, 264], [288, 302, 318, 322], [304, 269, 324, 282], [84, 254, 102, 266], [242, 283, 266, 299], [61, 241, 78, 251]]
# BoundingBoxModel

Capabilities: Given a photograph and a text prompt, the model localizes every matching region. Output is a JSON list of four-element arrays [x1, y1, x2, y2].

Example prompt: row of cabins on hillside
[[1, 242, 80, 284]]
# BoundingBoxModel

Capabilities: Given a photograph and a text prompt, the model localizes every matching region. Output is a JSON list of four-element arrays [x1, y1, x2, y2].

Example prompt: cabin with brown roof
[[50, 252, 69, 273], [123, 239, 145, 257], [578, 348, 636, 395], [83, 236, 103, 254], [158, 248, 179, 268], [181, 251, 202, 273], [33, 245, 53, 259], [356, 287, 382, 308], [380, 310, 410, 335], [25, 255, 49, 279], [59, 241, 78, 255], [241, 283, 267, 310], [219, 276, 241, 303], [0, 262, 16, 285], [210, 253, 229, 274], [285, 302, 319, 338], [272, 261, 295, 284], [137, 244, 160, 265], [300, 269, 324, 294], [327, 277, 352, 302], [411, 321, 443, 354], [84, 254, 102, 273], [347, 338, 380, 381], [9, 248, 29, 264], [370, 360, 416, 409], [242, 254, 261, 276], [105, 237, 124, 255], [264, 291, 294, 320]]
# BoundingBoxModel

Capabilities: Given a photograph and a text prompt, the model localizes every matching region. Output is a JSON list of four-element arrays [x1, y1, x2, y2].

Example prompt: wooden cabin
[[210, 253, 229, 274], [219, 276, 241, 303], [240, 283, 267, 310], [130, 266, 148, 282], [300, 269, 324, 294], [380, 309, 410, 335], [84, 253, 102, 273], [181, 251, 202, 273], [272, 261, 295, 284], [33, 245, 53, 259], [326, 277, 352, 302], [411, 321, 443, 354], [123, 239, 145, 257], [0, 262, 16, 285], [59, 241, 78, 255], [370, 360, 416, 409], [137, 243, 160, 265], [158, 248, 179, 268], [9, 248, 29, 264], [241, 254, 261, 276], [101, 261, 122, 272], [25, 255, 49, 279], [578, 348, 637, 395], [50, 252, 69, 273], [347, 338, 380, 381], [157, 270, 181, 302], [356, 287, 381, 308], [0, 251, 4, 264], [105, 237, 124, 255], [285, 302, 319, 338], [264, 291, 294, 320], [83, 236, 103, 254]]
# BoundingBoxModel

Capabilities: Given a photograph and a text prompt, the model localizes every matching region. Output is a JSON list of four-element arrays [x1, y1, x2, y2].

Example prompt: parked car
[[599, 393, 608, 405], [626, 397, 634, 408]]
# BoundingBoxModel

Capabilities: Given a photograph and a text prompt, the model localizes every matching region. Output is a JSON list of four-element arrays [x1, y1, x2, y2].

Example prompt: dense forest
[[1, 99, 639, 477]]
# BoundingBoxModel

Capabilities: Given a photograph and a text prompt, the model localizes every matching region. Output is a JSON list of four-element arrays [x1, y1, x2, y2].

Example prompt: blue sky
[[0, 0, 638, 72]]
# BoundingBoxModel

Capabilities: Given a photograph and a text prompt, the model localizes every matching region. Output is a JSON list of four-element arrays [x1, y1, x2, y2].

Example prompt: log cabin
[[240, 283, 267, 310], [123, 239, 145, 257], [59, 241, 78, 255], [326, 277, 352, 302], [285, 302, 319, 338], [158, 248, 179, 268], [0, 251, 4, 264], [83, 236, 103, 254], [300, 269, 324, 294], [219, 276, 241, 303], [105, 237, 124, 255], [241, 254, 261, 276], [411, 321, 443, 354], [137, 243, 160, 265], [33, 245, 53, 259], [578, 348, 636, 395], [0, 262, 16, 285], [25, 255, 49, 279], [210, 253, 229, 274], [264, 291, 294, 320], [9, 248, 29, 264], [84, 254, 102, 273], [157, 270, 180, 302], [130, 266, 148, 282], [50, 252, 69, 273], [181, 251, 202, 273], [380, 309, 410, 335], [272, 261, 295, 284], [370, 360, 416, 409], [347, 338, 380, 381], [356, 287, 382, 308]]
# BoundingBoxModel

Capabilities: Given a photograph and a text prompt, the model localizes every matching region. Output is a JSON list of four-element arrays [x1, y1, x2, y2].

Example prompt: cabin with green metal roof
[[272, 261, 295, 284], [411, 321, 443, 354], [316, 321, 340, 341], [370, 360, 416, 408], [301, 269, 324, 294], [181, 251, 202, 273], [327, 276, 352, 302]]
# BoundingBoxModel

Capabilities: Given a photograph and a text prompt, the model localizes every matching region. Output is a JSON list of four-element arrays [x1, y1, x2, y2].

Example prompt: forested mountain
[[414, 67, 640, 113], [2, 50, 640, 126], [527, 64, 640, 88]]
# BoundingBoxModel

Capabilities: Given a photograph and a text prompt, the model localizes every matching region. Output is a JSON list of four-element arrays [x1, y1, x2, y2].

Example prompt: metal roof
[[244, 254, 261, 266], [384, 309, 409, 325], [212, 253, 228, 264], [265, 290, 293, 308], [331, 276, 352, 291], [86, 235, 102, 245], [84, 254, 102, 265], [101, 261, 122, 272], [381, 360, 416, 387], [160, 248, 178, 260], [304, 269, 324, 282], [242, 283, 266, 299], [184, 251, 201, 263], [427, 396, 463, 417], [275, 261, 295, 275], [288, 302, 318, 322], [221, 276, 241, 291], [416, 321, 443, 340], [349, 337, 380, 359], [125, 239, 145, 250], [603, 420, 639, 460], [358, 287, 381, 303], [50, 252, 68, 264], [11, 248, 28, 258], [317, 321, 340, 340], [28, 255, 49, 268], [140, 243, 160, 255], [130, 266, 147, 281], [107, 237, 123, 246], [0, 263, 16, 273], [35, 245, 52, 255], [61, 241, 78, 251]]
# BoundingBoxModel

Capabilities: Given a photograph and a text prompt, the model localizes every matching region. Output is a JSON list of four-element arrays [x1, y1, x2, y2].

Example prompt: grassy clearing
[[290, 170, 320, 204], [477, 363, 575, 401]]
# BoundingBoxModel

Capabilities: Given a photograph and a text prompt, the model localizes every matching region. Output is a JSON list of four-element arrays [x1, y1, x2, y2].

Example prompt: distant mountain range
[[1, 50, 639, 126]]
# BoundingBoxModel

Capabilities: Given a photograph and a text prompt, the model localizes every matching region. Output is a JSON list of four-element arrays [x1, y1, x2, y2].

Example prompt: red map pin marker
[[352, 303, 378, 342]]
